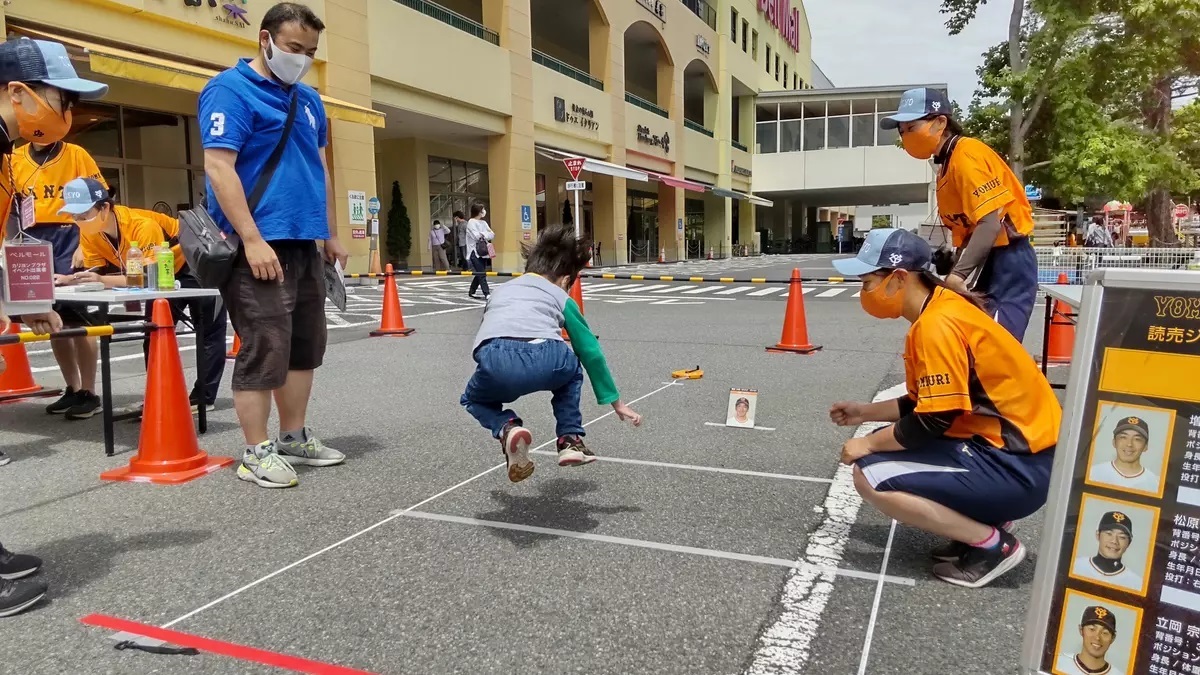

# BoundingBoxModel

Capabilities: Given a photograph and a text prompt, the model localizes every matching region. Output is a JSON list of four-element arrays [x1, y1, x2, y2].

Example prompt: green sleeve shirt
[[562, 298, 619, 405]]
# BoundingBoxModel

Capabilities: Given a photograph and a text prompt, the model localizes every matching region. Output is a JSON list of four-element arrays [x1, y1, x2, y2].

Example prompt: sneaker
[[45, 387, 82, 415], [63, 391, 102, 420], [276, 429, 345, 467], [0, 546, 41, 580], [0, 451, 9, 467], [932, 530, 1026, 589], [557, 436, 597, 467], [0, 577, 47, 617], [189, 393, 214, 413], [930, 521, 1017, 562], [500, 421, 534, 483], [236, 441, 299, 489]]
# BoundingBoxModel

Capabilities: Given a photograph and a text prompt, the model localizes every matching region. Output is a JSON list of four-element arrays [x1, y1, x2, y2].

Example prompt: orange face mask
[[10, 83, 72, 144], [75, 209, 106, 236], [859, 272, 905, 319], [900, 119, 943, 161]]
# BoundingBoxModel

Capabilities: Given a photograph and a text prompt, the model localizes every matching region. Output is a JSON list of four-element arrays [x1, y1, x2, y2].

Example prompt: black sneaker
[[932, 530, 1026, 588], [0, 546, 42, 580], [45, 387, 81, 415], [931, 521, 1017, 562], [64, 391, 101, 420], [189, 393, 214, 412], [0, 577, 48, 617]]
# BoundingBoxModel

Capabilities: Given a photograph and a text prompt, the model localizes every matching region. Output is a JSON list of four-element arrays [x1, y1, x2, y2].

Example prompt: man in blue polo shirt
[[200, 1, 348, 489]]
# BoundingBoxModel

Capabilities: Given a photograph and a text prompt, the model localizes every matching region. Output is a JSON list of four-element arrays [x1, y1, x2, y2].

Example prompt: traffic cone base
[[1042, 272, 1075, 365], [101, 299, 233, 485], [226, 332, 241, 359], [371, 263, 416, 337], [767, 268, 822, 355], [0, 323, 60, 403]]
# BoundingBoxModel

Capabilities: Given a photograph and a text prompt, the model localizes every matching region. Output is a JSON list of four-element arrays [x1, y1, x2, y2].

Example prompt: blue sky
[[804, 0, 1011, 106]]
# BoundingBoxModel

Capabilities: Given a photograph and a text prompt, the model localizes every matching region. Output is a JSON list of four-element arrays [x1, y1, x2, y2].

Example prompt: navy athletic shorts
[[24, 223, 80, 276], [854, 436, 1056, 526], [976, 236, 1038, 342]]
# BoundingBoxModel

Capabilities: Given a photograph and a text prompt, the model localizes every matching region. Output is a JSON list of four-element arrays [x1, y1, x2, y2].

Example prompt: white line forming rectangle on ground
[[744, 381, 908, 675], [527, 449, 830, 484], [393, 511, 914, 585], [858, 518, 898, 675]]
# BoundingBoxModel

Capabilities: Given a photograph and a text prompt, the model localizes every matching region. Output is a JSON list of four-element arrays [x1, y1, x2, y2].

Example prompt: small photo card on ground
[[1052, 589, 1142, 675], [726, 389, 758, 429], [1085, 400, 1174, 499], [1068, 493, 1160, 598]]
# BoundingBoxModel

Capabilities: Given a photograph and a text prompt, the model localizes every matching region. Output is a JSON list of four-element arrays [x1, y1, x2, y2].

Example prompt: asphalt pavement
[[0, 254, 1067, 674]]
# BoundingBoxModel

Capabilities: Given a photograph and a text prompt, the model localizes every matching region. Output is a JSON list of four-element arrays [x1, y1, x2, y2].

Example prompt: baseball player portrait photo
[[1086, 402, 1172, 498], [1069, 496, 1158, 596], [1054, 605, 1128, 675]]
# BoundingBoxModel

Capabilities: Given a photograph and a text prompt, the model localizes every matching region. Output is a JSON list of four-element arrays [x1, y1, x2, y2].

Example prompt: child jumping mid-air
[[461, 225, 642, 482]]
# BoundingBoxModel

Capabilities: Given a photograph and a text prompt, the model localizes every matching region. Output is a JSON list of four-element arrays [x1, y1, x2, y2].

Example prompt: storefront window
[[627, 191, 659, 262], [427, 156, 490, 242], [123, 109, 188, 163], [70, 102, 121, 159]]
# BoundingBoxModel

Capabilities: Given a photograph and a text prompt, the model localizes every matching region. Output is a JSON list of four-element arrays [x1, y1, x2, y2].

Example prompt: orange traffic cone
[[586, 245, 594, 269], [0, 323, 60, 403], [101, 299, 234, 484], [707, 247, 713, 260], [226, 332, 240, 360], [370, 264, 415, 337], [1045, 273, 1075, 364], [658, 247, 666, 264], [766, 269, 822, 354]]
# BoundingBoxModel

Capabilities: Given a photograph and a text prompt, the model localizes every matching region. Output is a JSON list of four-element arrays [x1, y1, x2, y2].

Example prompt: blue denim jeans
[[461, 338, 585, 439]]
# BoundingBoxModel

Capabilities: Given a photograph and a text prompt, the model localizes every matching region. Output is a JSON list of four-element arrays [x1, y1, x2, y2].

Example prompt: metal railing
[[532, 50, 603, 90], [393, 0, 499, 45], [625, 92, 669, 119], [681, 0, 717, 30], [731, 140, 748, 152], [1035, 246, 1200, 284], [684, 119, 714, 137]]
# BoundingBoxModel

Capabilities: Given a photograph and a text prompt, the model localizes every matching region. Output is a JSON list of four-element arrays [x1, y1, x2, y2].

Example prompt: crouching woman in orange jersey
[[829, 228, 1061, 589]]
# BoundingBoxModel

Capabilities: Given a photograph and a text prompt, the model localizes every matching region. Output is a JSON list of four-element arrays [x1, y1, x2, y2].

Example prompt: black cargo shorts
[[221, 239, 328, 391]]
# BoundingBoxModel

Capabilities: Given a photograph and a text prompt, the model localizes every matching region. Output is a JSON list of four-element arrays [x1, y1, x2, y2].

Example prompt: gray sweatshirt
[[471, 274, 567, 354]]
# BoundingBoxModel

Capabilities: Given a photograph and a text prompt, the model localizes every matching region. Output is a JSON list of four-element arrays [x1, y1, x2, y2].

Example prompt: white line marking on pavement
[[680, 286, 718, 294], [858, 518, 898, 675], [146, 380, 683, 634], [617, 285, 654, 293], [745, 382, 908, 675], [703, 422, 776, 431], [715, 286, 751, 295], [393, 511, 914, 585], [816, 288, 847, 298], [748, 287, 784, 297], [648, 285, 680, 293], [527, 450, 830, 484], [582, 283, 621, 291]]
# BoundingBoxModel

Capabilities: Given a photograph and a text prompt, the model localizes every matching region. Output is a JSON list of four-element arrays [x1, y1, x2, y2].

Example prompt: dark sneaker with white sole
[[557, 436, 597, 467], [0, 578, 47, 617], [45, 387, 83, 415], [0, 546, 41, 580], [932, 530, 1026, 588], [63, 391, 101, 420], [930, 521, 1017, 562]]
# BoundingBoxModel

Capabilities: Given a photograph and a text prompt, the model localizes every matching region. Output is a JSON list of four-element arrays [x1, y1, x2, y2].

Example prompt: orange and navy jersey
[[903, 287, 1061, 454], [10, 142, 106, 225], [124, 206, 184, 270], [80, 207, 184, 275], [936, 137, 1034, 249]]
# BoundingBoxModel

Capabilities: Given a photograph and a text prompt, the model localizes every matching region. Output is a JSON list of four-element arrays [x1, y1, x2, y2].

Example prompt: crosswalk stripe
[[583, 283, 621, 291], [715, 286, 751, 295], [816, 288, 847, 298], [617, 285, 653, 293], [680, 286, 718, 294], [747, 287, 784, 297], [852, 291, 861, 298], [647, 286, 679, 293]]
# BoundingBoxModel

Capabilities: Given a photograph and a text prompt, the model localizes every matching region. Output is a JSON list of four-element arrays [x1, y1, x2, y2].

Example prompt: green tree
[[385, 181, 412, 264]]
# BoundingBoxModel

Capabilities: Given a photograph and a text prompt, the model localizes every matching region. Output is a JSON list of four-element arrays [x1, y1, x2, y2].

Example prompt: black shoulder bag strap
[[244, 90, 298, 214]]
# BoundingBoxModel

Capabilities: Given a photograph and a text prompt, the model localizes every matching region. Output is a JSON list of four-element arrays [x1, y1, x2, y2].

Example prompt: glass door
[[97, 162, 124, 203]]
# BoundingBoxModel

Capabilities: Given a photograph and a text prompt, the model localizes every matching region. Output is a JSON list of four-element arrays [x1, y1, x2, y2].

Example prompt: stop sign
[[1175, 203, 1190, 219]]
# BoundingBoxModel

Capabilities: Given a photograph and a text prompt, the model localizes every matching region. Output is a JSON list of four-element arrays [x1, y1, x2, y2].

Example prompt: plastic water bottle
[[125, 240, 144, 288], [156, 242, 175, 291], [143, 243, 158, 290]]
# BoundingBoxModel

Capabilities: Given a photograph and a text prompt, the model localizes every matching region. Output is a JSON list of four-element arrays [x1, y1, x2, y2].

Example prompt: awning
[[20, 27, 385, 128], [643, 170, 707, 194], [712, 187, 773, 207], [535, 146, 649, 182]]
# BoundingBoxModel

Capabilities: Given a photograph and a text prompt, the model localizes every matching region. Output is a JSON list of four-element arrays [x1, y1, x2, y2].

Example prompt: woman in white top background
[[465, 202, 495, 299]]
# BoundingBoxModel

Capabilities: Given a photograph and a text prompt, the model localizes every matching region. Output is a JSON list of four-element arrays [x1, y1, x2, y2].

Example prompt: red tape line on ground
[[80, 614, 376, 674]]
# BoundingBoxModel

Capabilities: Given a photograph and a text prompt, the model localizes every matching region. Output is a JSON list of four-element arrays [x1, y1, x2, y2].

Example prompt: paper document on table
[[324, 259, 347, 311]]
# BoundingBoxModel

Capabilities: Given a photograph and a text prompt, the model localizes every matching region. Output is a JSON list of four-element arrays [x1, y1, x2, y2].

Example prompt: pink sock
[[970, 527, 1000, 549]]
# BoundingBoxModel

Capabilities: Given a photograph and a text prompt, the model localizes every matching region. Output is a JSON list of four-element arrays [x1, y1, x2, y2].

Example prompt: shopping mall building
[[1, 0, 919, 272]]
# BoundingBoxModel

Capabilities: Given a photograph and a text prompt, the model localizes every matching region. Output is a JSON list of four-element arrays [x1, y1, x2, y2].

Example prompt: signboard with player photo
[[1021, 269, 1200, 675], [726, 389, 758, 429]]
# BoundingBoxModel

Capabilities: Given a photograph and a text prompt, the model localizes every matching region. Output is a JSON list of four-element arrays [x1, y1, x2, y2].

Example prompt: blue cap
[[58, 177, 109, 215], [880, 87, 953, 130], [832, 228, 933, 277], [0, 38, 108, 99]]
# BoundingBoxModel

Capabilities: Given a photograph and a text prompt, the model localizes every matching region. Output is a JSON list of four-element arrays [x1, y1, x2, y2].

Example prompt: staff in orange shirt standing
[[828, 228, 1061, 589], [882, 87, 1040, 341]]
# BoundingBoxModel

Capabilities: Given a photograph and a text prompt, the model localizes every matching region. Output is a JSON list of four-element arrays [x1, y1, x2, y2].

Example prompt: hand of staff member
[[882, 87, 1040, 342]]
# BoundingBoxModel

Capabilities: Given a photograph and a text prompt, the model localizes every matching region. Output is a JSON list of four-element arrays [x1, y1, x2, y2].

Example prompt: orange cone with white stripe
[[0, 323, 59, 403]]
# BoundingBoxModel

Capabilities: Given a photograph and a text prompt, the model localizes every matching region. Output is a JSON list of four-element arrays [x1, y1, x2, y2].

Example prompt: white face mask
[[264, 35, 313, 85]]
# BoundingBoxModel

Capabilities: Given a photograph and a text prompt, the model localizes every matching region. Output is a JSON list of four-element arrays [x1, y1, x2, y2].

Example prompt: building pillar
[[702, 193, 728, 258], [591, 173, 626, 265], [376, 138, 431, 268], [738, 199, 755, 253], [657, 183, 684, 262], [320, 0, 376, 274], [484, 0, 536, 272]]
